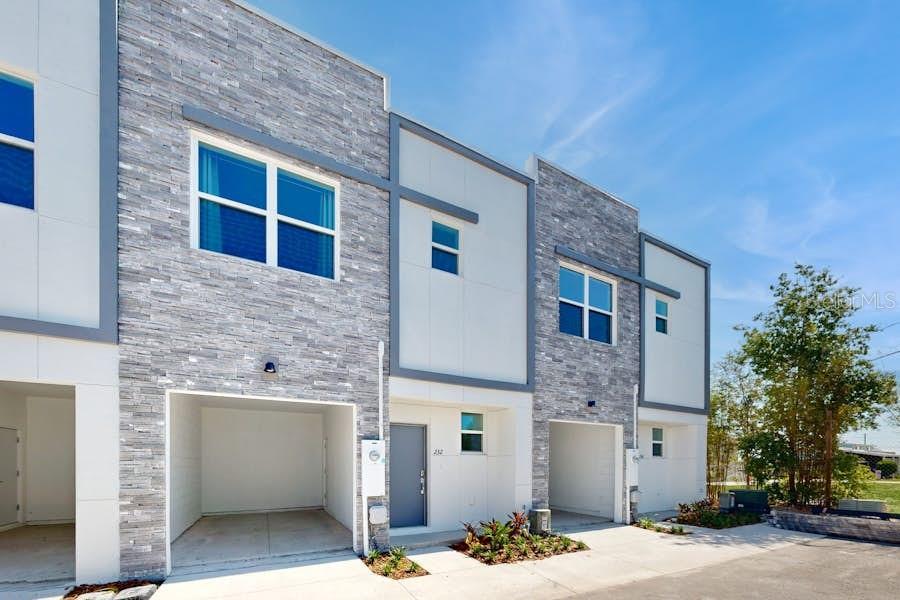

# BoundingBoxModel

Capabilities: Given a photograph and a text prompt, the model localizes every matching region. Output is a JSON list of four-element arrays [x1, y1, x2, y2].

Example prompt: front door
[[390, 424, 426, 527], [0, 428, 18, 527]]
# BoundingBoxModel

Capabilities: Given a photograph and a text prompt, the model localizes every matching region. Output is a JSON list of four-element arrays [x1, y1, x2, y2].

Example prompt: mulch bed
[[451, 532, 587, 565], [362, 555, 428, 579], [63, 580, 157, 599]]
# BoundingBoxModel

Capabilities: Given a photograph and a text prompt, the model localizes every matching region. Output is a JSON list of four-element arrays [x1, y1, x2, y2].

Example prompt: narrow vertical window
[[0, 72, 35, 209], [431, 221, 459, 275], [655, 299, 669, 334], [651, 427, 664, 457], [461, 412, 484, 452], [277, 169, 336, 278]]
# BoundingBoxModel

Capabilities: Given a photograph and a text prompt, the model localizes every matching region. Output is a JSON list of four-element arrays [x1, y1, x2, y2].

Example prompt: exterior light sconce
[[263, 361, 277, 374], [262, 357, 278, 380], [587, 400, 596, 407]]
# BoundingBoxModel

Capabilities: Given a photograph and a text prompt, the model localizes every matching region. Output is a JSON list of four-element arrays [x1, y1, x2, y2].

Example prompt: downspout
[[632, 383, 639, 449]]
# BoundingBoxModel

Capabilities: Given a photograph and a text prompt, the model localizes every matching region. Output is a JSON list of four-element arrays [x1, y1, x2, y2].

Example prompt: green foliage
[[677, 498, 760, 529], [365, 548, 382, 565], [389, 546, 407, 561], [457, 512, 586, 564], [876, 460, 898, 479], [738, 430, 794, 485], [738, 264, 897, 507], [832, 452, 875, 499]]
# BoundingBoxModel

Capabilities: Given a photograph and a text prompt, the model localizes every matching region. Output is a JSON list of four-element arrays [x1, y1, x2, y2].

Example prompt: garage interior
[[549, 421, 617, 531], [168, 393, 355, 572], [0, 382, 76, 587]]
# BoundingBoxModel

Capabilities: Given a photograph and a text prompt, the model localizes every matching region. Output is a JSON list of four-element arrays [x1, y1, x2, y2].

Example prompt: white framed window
[[431, 220, 460, 275], [655, 298, 669, 334], [558, 264, 616, 345], [460, 412, 483, 453], [651, 427, 664, 457], [0, 70, 35, 210], [190, 133, 340, 280]]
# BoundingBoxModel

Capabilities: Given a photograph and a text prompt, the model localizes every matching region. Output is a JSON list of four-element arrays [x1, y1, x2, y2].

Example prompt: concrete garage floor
[[551, 510, 614, 533], [0, 524, 74, 585], [171, 509, 351, 573]]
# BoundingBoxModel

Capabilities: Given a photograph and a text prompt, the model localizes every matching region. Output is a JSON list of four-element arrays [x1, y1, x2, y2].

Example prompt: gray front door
[[0, 428, 17, 527], [390, 424, 426, 527]]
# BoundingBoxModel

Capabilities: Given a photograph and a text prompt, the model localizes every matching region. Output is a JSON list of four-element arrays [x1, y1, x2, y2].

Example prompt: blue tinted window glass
[[461, 433, 483, 452], [589, 278, 612, 311], [199, 199, 266, 262], [432, 247, 458, 274], [278, 221, 335, 278], [655, 299, 668, 317], [198, 144, 266, 209], [559, 301, 583, 336], [461, 413, 483, 431], [432, 221, 459, 249], [588, 310, 612, 344], [559, 267, 584, 303], [655, 316, 668, 334], [277, 170, 335, 229], [0, 73, 34, 141], [0, 142, 34, 209]]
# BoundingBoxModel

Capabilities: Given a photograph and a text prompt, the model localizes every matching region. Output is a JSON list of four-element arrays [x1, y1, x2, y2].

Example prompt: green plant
[[877, 459, 898, 479], [637, 517, 655, 529], [365, 548, 383, 565], [389, 546, 407, 561]]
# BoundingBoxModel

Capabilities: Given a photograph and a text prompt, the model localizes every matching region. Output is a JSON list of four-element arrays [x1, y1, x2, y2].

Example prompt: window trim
[[655, 298, 669, 335], [190, 131, 341, 280], [558, 261, 617, 345], [651, 427, 664, 458], [460, 411, 484, 454], [0, 68, 37, 212], [430, 217, 461, 276]]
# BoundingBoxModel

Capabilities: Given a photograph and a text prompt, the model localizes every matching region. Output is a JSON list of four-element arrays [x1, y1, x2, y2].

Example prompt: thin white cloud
[[711, 280, 772, 304]]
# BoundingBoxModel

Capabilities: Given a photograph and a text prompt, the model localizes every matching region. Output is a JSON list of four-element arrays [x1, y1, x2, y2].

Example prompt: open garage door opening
[[168, 393, 355, 574], [549, 420, 623, 531], [0, 382, 75, 589]]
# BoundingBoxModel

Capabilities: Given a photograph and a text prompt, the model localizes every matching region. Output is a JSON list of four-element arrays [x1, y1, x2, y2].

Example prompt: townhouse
[[0, 0, 708, 587]]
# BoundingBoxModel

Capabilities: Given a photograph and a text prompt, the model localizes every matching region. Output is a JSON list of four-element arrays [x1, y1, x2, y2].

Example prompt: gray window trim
[[0, 0, 118, 344], [638, 232, 711, 415], [555, 245, 680, 299]]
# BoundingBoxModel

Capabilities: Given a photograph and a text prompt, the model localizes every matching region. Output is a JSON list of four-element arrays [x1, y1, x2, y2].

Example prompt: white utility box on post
[[361, 439, 386, 497]]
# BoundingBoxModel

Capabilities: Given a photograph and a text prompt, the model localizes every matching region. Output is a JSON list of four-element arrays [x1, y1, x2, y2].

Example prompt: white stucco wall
[[201, 407, 324, 513], [169, 397, 201, 540], [389, 376, 532, 532], [643, 242, 707, 411], [25, 395, 75, 522], [637, 407, 707, 513], [0, 331, 119, 583], [397, 129, 529, 384], [549, 421, 616, 518], [0, 0, 101, 327], [323, 404, 354, 530]]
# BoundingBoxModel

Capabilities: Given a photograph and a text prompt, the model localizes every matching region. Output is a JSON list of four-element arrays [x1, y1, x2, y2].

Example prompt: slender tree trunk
[[824, 407, 834, 510]]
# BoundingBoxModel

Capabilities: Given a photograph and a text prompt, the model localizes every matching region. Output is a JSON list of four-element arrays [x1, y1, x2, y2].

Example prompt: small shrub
[[362, 545, 427, 579], [453, 511, 586, 564], [876, 459, 897, 479]]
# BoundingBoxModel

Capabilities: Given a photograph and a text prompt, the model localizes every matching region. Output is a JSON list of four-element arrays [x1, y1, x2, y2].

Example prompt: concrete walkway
[[152, 523, 824, 599]]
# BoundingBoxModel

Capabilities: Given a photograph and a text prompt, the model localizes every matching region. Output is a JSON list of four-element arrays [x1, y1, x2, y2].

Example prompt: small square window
[[651, 427, 664, 457], [432, 221, 460, 275], [461, 412, 483, 453]]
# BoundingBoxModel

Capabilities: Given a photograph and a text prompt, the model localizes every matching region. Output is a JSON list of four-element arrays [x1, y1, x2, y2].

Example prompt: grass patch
[[634, 517, 689, 535], [860, 480, 900, 513], [362, 546, 428, 579], [676, 499, 763, 529], [452, 511, 588, 564]]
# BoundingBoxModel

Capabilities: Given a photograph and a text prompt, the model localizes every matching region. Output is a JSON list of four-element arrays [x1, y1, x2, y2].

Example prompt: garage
[[0, 382, 76, 588], [167, 393, 355, 573], [549, 421, 622, 529]]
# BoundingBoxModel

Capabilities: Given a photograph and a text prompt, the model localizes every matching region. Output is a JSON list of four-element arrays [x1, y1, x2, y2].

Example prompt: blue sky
[[254, 0, 900, 449]]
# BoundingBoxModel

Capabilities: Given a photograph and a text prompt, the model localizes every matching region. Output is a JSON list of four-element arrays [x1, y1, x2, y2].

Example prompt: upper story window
[[0, 72, 35, 210], [558, 265, 615, 344], [193, 137, 339, 279], [461, 412, 483, 452], [651, 427, 664, 457], [655, 299, 669, 334], [431, 221, 459, 275]]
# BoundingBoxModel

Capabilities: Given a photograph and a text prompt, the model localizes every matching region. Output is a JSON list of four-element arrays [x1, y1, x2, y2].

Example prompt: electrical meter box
[[625, 448, 640, 488], [361, 439, 386, 497]]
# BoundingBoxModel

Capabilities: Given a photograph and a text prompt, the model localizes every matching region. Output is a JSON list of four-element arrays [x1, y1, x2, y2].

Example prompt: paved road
[[577, 536, 900, 600]]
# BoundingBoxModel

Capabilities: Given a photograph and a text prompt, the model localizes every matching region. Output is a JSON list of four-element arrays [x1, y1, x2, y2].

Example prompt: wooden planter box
[[771, 509, 900, 544]]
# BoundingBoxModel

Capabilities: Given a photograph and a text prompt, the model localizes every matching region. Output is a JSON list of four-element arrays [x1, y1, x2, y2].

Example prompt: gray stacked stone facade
[[117, 0, 391, 577], [532, 158, 640, 509]]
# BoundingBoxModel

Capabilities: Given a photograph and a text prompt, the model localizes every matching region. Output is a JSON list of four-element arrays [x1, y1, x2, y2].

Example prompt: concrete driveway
[[149, 522, 832, 599]]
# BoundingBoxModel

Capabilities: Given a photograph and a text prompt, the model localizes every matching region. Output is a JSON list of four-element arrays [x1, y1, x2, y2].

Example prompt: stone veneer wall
[[117, 0, 390, 577], [532, 158, 640, 514]]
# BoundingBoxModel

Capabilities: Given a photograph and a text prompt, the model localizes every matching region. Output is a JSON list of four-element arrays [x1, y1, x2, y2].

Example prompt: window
[[558, 266, 615, 344], [651, 427, 664, 457], [194, 138, 338, 278], [655, 299, 669, 334], [0, 72, 35, 209], [461, 412, 483, 452], [431, 221, 459, 275]]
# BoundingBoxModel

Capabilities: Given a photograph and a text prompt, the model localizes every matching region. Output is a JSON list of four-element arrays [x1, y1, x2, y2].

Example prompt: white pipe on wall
[[378, 340, 385, 441], [632, 383, 639, 449]]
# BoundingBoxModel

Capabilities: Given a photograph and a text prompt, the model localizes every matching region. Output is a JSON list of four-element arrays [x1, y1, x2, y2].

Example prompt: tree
[[738, 430, 793, 487], [739, 265, 897, 507], [877, 459, 898, 479]]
